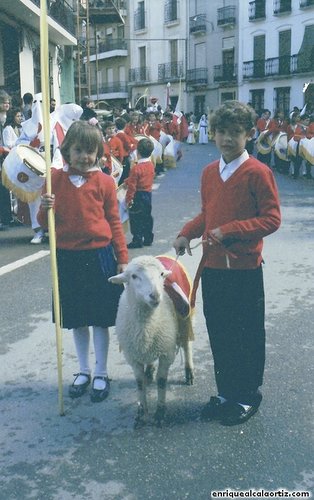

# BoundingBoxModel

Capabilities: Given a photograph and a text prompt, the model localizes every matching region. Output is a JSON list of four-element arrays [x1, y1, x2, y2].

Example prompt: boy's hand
[[208, 227, 223, 244], [173, 236, 192, 256], [117, 263, 127, 273], [40, 193, 55, 210]]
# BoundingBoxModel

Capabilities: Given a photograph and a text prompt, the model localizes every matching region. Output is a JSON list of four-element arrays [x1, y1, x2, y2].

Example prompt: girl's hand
[[173, 236, 192, 256], [40, 193, 55, 210], [117, 263, 127, 273]]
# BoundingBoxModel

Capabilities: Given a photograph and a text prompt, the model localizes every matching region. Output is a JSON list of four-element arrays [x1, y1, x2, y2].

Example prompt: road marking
[[0, 250, 50, 277], [152, 183, 160, 190]]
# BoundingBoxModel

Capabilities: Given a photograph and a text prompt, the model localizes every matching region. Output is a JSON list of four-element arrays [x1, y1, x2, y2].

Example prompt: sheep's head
[[109, 256, 171, 309]]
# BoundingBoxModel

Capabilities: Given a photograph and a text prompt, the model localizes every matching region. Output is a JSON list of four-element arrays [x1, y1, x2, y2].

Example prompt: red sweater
[[179, 158, 281, 270], [116, 130, 137, 157], [37, 168, 128, 263], [107, 136, 124, 161], [124, 160, 155, 205]]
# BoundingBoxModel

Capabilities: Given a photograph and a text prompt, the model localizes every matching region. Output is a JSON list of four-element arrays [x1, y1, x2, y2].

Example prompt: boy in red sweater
[[174, 101, 281, 426], [124, 138, 155, 248]]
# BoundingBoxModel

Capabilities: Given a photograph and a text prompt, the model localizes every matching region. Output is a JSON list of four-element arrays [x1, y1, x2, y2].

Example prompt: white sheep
[[109, 255, 194, 426]]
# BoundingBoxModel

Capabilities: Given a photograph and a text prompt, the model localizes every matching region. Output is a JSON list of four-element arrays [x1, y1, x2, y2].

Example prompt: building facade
[[187, 0, 240, 117], [0, 0, 77, 105], [238, 0, 314, 116], [77, 0, 128, 107]]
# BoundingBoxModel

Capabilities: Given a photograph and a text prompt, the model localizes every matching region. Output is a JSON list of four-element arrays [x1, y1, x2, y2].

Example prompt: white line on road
[[0, 250, 50, 277]]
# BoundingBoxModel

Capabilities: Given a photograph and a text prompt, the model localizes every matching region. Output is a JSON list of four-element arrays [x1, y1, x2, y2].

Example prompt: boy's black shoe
[[69, 373, 91, 398], [127, 241, 143, 249], [200, 396, 228, 421], [90, 376, 110, 403], [220, 402, 260, 426]]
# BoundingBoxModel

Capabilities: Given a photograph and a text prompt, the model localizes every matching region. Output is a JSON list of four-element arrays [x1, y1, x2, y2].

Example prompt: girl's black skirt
[[55, 245, 124, 330]]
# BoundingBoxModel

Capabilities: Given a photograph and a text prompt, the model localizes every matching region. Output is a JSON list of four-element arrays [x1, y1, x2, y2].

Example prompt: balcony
[[90, 81, 128, 98], [217, 6, 236, 26], [129, 67, 150, 83], [243, 53, 313, 79], [89, 39, 128, 60], [213, 64, 237, 83], [300, 0, 314, 7], [164, 0, 178, 24], [87, 0, 126, 23], [158, 61, 184, 82], [273, 0, 292, 14], [186, 68, 208, 86], [189, 14, 207, 34], [3, 0, 76, 44], [249, 1, 266, 20]]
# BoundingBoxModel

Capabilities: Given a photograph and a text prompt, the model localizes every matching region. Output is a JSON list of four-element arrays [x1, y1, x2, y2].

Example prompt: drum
[[133, 134, 163, 165], [288, 137, 298, 158], [110, 155, 123, 186], [255, 131, 272, 155], [274, 132, 288, 161], [299, 137, 314, 164], [2, 145, 46, 203]]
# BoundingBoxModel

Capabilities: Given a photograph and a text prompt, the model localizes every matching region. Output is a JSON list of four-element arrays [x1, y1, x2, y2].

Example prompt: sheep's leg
[[154, 356, 171, 426], [132, 362, 148, 427], [182, 340, 194, 386], [145, 363, 155, 384]]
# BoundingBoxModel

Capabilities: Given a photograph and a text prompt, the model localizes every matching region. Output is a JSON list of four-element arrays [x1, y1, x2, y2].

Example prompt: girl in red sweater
[[174, 101, 281, 426], [38, 121, 128, 403]]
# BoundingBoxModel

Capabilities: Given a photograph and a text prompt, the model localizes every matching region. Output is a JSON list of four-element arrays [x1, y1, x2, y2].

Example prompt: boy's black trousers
[[201, 266, 265, 406], [128, 191, 154, 245]]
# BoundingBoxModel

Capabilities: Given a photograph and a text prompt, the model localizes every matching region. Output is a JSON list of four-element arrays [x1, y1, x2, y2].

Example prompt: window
[[135, 1, 145, 30], [274, 87, 290, 117], [194, 95, 206, 117], [253, 35, 265, 77], [165, 0, 178, 22], [250, 89, 264, 115], [279, 30, 291, 75]]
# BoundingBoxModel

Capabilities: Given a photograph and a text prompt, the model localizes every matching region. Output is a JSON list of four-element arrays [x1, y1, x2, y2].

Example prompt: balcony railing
[[273, 0, 292, 14], [30, 0, 75, 35], [158, 61, 184, 82], [186, 68, 208, 85], [164, 0, 178, 23], [189, 14, 207, 34], [217, 6, 236, 26], [90, 81, 128, 95], [134, 8, 146, 30], [249, 1, 266, 20], [213, 64, 237, 83], [300, 0, 314, 7], [97, 39, 128, 53], [129, 67, 150, 82], [243, 53, 313, 79]]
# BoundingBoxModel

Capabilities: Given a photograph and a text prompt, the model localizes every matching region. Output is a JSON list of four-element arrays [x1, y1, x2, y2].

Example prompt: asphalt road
[[0, 142, 313, 500]]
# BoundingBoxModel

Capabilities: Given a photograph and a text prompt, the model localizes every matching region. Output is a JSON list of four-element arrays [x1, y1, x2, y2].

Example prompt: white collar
[[219, 150, 249, 181], [137, 157, 151, 164]]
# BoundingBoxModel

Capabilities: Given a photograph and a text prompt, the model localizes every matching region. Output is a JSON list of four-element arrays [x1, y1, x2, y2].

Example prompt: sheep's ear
[[108, 273, 128, 284]]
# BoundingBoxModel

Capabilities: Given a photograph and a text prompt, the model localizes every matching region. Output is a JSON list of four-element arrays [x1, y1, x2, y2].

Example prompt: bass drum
[[2, 144, 46, 203], [255, 130, 272, 155], [273, 132, 288, 161]]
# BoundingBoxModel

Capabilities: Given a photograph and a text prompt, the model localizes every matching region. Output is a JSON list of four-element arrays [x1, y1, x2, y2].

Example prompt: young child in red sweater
[[124, 138, 155, 248], [38, 121, 128, 403], [173, 101, 281, 426]]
